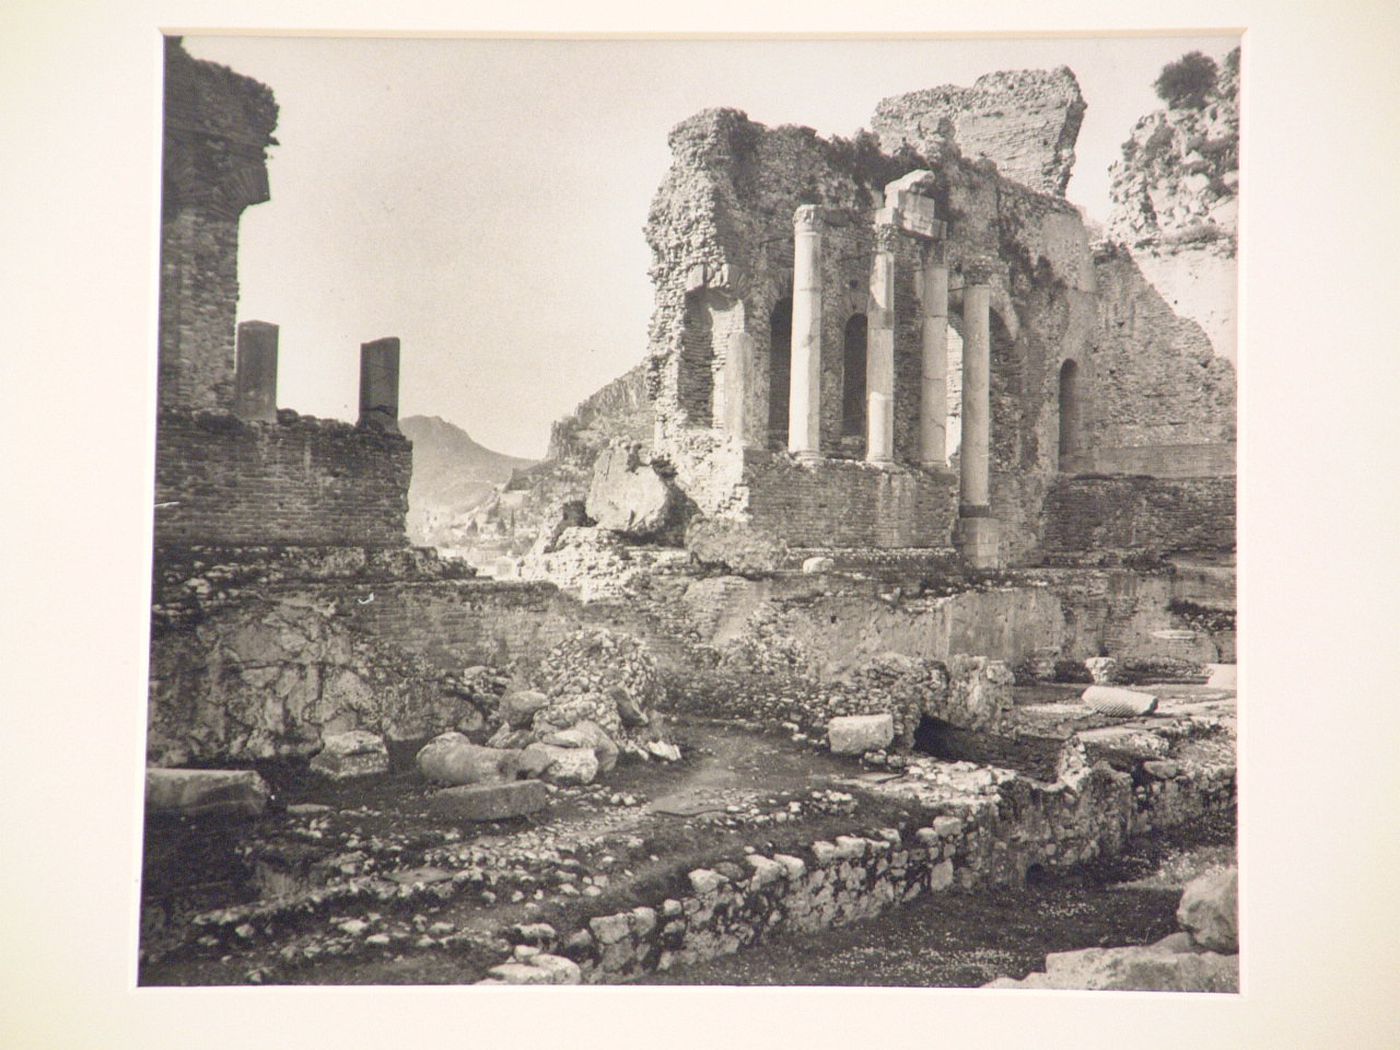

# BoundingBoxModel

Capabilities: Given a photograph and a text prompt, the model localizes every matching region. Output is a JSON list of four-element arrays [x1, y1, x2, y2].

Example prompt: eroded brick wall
[[159, 38, 277, 414], [1041, 475, 1235, 558], [154, 411, 412, 547], [742, 452, 957, 547]]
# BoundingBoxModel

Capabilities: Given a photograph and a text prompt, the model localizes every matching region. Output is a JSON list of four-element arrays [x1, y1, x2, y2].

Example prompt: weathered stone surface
[[1039, 943, 1237, 992], [586, 444, 675, 539], [415, 732, 519, 785], [1084, 656, 1119, 685], [145, 768, 270, 819], [526, 953, 582, 985], [943, 655, 1013, 732], [684, 518, 787, 577], [540, 719, 618, 773], [1206, 664, 1237, 689], [520, 743, 598, 786], [500, 690, 550, 729], [309, 730, 388, 780], [428, 780, 547, 822], [1082, 684, 1159, 717], [530, 627, 663, 746], [801, 555, 835, 574], [1078, 725, 1171, 763], [872, 67, 1087, 196], [1177, 866, 1238, 953], [827, 713, 895, 755]]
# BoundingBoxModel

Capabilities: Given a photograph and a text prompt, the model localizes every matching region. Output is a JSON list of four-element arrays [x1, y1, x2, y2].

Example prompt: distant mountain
[[399, 415, 537, 547]]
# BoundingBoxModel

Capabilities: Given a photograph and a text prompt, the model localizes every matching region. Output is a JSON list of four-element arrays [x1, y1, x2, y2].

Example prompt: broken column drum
[[358, 337, 401, 434], [787, 206, 824, 461], [233, 320, 279, 423], [866, 224, 897, 465]]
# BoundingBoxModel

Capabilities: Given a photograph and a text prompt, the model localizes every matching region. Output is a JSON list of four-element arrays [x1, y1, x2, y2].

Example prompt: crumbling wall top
[[871, 67, 1086, 197]]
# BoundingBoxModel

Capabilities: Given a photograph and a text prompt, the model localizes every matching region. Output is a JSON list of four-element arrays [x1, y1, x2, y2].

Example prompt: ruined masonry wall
[[1042, 475, 1236, 558], [564, 761, 1234, 983], [154, 412, 412, 547], [742, 453, 957, 548]]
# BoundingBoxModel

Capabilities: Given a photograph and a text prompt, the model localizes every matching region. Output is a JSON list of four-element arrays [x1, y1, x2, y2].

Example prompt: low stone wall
[[1041, 475, 1235, 559], [154, 410, 412, 548], [541, 756, 1235, 983], [743, 451, 958, 548]]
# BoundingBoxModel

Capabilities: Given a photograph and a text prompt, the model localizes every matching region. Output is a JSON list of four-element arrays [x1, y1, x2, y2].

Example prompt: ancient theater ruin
[[142, 40, 1238, 992]]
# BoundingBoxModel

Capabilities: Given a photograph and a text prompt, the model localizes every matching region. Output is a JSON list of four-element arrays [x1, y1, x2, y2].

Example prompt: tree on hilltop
[[1154, 51, 1219, 109]]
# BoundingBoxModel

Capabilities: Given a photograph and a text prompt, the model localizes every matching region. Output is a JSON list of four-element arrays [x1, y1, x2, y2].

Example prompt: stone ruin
[[146, 38, 1236, 795]]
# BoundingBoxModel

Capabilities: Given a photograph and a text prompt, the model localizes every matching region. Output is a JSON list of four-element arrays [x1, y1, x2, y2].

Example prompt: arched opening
[[841, 312, 867, 442], [767, 297, 793, 450], [1058, 358, 1081, 462]]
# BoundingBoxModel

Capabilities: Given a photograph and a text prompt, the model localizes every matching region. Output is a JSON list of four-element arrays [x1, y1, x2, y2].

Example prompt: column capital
[[794, 204, 826, 233], [873, 222, 902, 252]]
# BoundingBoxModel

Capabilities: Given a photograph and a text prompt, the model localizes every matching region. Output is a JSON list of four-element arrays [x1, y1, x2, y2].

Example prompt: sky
[[183, 33, 1239, 459]]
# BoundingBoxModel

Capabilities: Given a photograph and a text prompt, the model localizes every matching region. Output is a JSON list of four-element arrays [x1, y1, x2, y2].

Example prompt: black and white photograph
[[5, 4, 1400, 1048], [140, 32, 1243, 991]]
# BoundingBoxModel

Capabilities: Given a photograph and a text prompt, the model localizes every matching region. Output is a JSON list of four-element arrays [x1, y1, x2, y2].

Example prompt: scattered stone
[[528, 953, 582, 984], [1082, 685, 1159, 717], [520, 742, 598, 786], [541, 719, 618, 773], [500, 690, 550, 729], [828, 713, 895, 755], [688, 869, 726, 894], [286, 803, 332, 816], [309, 730, 389, 780], [427, 780, 548, 822], [801, 555, 836, 574], [145, 768, 270, 820], [1177, 867, 1238, 953], [415, 732, 519, 786], [485, 962, 555, 985], [645, 740, 681, 762]]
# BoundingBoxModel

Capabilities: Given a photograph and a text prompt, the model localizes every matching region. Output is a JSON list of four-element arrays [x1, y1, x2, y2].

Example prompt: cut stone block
[[586, 445, 674, 539], [801, 556, 835, 574], [1084, 656, 1119, 685], [828, 713, 895, 755], [145, 768, 270, 819], [428, 780, 548, 822], [309, 730, 388, 780], [416, 732, 518, 785], [541, 718, 618, 773], [1082, 685, 1158, 717]]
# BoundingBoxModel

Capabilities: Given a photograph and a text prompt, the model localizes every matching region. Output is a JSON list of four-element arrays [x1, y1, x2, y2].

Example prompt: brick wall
[[742, 451, 957, 547], [1061, 442, 1235, 478], [154, 411, 411, 547], [1041, 475, 1236, 557], [159, 38, 277, 414]]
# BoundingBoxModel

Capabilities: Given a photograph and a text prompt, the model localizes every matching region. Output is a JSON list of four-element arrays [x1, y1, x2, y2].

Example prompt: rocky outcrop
[[1107, 47, 1239, 362], [872, 68, 1086, 196], [1177, 866, 1238, 952]]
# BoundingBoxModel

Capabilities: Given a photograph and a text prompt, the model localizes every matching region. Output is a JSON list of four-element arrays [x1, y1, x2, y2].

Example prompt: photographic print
[[140, 32, 1240, 990]]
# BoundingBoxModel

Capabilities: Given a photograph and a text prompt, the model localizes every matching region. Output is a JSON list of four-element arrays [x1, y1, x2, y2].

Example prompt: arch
[[1058, 358, 1082, 461], [767, 297, 793, 449], [841, 312, 867, 440]]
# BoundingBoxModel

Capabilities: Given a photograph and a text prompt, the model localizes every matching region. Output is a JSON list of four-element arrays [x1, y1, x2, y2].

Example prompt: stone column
[[866, 224, 897, 464], [959, 283, 991, 508], [234, 320, 279, 423], [919, 256, 949, 467], [787, 206, 823, 461], [956, 282, 999, 567], [358, 337, 401, 434]]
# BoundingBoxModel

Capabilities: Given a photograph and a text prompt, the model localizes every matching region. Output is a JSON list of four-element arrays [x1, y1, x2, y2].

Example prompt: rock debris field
[[140, 678, 1236, 990]]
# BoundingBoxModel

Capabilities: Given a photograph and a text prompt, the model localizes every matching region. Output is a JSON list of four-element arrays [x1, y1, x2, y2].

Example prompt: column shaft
[[960, 284, 991, 508], [866, 235, 896, 464], [920, 260, 949, 466], [788, 207, 823, 459], [358, 337, 401, 434]]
